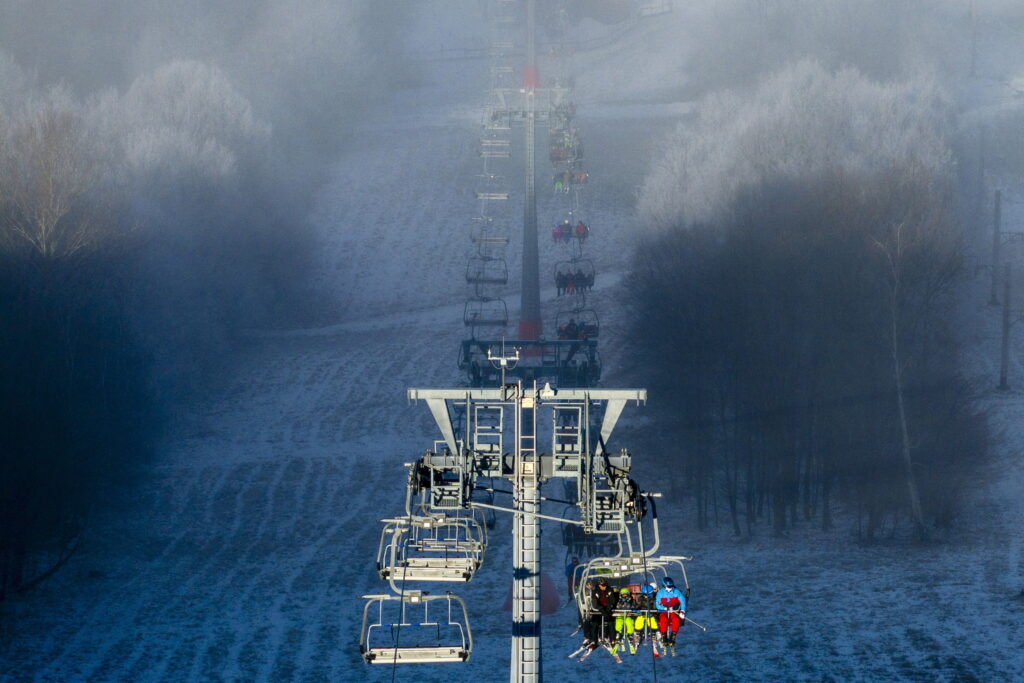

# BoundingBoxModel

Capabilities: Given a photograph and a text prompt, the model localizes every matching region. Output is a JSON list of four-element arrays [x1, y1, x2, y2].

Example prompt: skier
[[565, 318, 580, 363], [613, 586, 638, 656], [569, 579, 599, 661], [561, 171, 572, 193], [587, 577, 620, 663], [635, 583, 662, 656], [655, 576, 687, 656], [574, 268, 586, 292]]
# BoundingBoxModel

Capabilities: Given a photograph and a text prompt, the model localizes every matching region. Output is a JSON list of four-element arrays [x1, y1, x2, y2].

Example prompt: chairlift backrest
[[466, 257, 509, 286], [376, 515, 487, 584], [463, 298, 509, 328]]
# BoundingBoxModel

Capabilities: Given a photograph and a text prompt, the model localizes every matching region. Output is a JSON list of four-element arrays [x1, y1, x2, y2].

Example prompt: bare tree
[[0, 93, 103, 258]]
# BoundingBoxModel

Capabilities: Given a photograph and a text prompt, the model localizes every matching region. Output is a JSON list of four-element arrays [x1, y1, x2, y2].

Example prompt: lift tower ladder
[[511, 383, 540, 680]]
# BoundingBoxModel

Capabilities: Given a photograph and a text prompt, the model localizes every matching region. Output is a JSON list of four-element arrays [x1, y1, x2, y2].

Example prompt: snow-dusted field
[[3, 3, 1024, 681]]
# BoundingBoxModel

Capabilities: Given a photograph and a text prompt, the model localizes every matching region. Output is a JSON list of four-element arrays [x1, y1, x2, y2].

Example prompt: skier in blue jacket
[[655, 576, 687, 651]]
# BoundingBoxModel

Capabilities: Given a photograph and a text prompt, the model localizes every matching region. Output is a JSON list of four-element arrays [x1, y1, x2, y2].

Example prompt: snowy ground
[[3, 2, 1024, 681]]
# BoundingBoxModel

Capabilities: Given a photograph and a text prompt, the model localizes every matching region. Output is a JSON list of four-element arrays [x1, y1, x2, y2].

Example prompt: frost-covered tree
[[631, 62, 984, 538], [639, 60, 953, 233], [88, 60, 270, 189], [0, 87, 111, 258]]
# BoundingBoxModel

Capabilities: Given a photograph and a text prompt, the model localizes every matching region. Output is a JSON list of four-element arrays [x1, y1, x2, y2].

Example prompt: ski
[[568, 643, 589, 659]]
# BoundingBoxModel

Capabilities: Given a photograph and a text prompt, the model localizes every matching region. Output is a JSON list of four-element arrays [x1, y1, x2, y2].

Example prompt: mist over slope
[[2, 1, 1024, 680]]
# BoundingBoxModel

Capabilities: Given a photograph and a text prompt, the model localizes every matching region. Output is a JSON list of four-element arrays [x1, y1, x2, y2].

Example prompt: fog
[[2, 0, 1024, 679]]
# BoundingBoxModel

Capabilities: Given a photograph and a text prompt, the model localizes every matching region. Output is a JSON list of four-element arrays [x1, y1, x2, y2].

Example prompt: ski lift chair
[[554, 307, 599, 340], [561, 523, 621, 558], [574, 556, 691, 618], [466, 257, 508, 286], [480, 136, 511, 158], [475, 190, 510, 201], [463, 298, 508, 328], [554, 259, 595, 291], [360, 591, 472, 664], [377, 515, 486, 583]]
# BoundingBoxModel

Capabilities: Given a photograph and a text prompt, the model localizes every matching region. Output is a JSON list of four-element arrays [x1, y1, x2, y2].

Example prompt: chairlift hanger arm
[[474, 484, 575, 506], [471, 501, 584, 525]]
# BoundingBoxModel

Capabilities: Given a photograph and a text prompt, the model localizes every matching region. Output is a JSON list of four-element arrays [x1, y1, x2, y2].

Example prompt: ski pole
[[683, 615, 707, 631]]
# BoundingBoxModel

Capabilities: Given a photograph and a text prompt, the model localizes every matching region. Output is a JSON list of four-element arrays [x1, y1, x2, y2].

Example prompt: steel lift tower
[[519, 0, 541, 340], [359, 381, 703, 679], [407, 382, 646, 682], [359, 5, 701, 682]]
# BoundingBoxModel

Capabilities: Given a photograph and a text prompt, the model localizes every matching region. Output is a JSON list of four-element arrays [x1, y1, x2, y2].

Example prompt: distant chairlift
[[485, 107, 512, 131], [360, 591, 472, 664], [554, 259, 596, 293], [475, 190, 510, 201], [463, 297, 508, 329], [459, 338, 601, 389], [466, 257, 508, 286], [480, 136, 511, 158], [470, 225, 509, 258], [555, 308, 599, 340]]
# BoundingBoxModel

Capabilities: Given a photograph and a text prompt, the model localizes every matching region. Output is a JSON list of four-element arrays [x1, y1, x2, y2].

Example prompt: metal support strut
[[511, 384, 541, 681]]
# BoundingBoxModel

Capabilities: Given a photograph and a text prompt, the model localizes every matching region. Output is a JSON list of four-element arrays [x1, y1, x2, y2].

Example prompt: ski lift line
[[470, 501, 583, 525], [636, 501, 659, 683], [387, 507, 415, 682]]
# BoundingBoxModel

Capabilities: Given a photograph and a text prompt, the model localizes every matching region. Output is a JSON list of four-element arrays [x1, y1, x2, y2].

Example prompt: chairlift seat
[[464, 298, 509, 327], [473, 235, 509, 245], [365, 647, 468, 664], [466, 258, 509, 285], [391, 557, 480, 581]]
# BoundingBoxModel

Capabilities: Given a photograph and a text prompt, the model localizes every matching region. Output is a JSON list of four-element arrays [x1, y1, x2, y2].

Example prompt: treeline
[[0, 9, 397, 597], [0, 90, 148, 598], [631, 62, 987, 539], [0, 65, 321, 599]]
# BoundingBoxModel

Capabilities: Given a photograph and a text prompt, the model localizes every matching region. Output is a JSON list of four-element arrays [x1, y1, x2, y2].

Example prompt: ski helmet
[[662, 576, 675, 588], [619, 587, 630, 595], [641, 584, 655, 595]]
